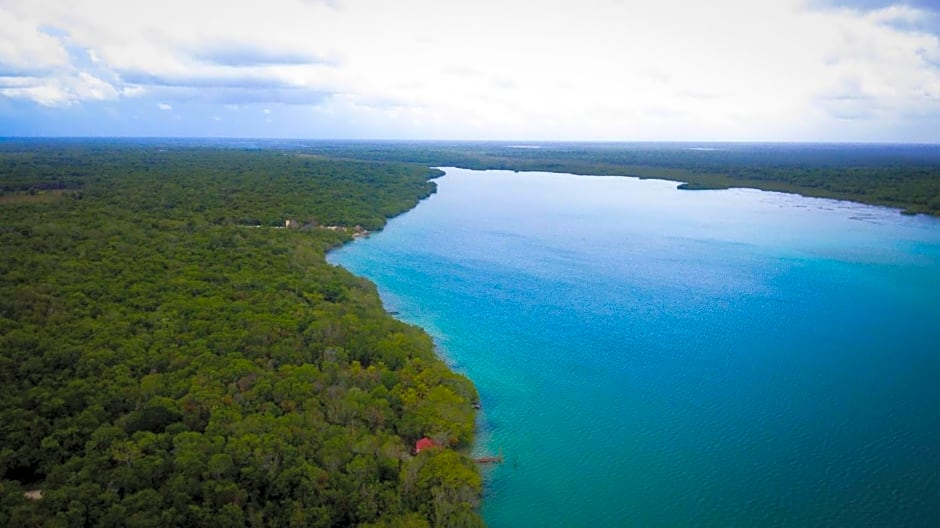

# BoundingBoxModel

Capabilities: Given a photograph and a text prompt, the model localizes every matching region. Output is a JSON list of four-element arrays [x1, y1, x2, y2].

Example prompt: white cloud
[[72, 72, 117, 100], [0, 6, 69, 71], [158, 103, 172, 110], [0, 0, 938, 139], [0, 71, 116, 106]]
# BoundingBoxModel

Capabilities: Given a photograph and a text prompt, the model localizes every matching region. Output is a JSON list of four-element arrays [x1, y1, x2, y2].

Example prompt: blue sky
[[1, 0, 939, 142]]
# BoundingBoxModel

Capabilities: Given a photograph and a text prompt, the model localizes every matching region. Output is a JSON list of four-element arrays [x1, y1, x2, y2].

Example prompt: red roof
[[415, 437, 436, 453]]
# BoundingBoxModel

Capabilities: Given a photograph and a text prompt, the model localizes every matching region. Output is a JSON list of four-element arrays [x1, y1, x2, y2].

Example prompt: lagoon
[[328, 168, 940, 527]]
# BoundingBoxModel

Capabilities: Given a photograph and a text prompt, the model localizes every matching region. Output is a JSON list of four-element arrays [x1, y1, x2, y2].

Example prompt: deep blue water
[[328, 168, 940, 527]]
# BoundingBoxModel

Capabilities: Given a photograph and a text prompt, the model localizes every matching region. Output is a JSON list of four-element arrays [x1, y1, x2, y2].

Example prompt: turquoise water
[[328, 168, 940, 527]]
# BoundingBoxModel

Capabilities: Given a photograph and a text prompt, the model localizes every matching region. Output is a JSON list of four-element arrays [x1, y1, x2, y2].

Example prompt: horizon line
[[2, 136, 940, 146]]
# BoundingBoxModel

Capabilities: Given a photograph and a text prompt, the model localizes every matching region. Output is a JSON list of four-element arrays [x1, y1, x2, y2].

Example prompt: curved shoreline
[[293, 141, 940, 218], [324, 172, 487, 520], [322, 166, 940, 526]]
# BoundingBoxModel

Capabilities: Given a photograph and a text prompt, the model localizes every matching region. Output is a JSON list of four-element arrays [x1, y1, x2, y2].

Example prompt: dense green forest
[[299, 141, 940, 216], [0, 142, 482, 527], [2, 138, 938, 527]]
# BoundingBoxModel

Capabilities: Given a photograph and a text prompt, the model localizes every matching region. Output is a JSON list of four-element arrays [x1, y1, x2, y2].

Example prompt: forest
[[3, 138, 939, 527], [0, 141, 482, 527], [299, 141, 940, 216]]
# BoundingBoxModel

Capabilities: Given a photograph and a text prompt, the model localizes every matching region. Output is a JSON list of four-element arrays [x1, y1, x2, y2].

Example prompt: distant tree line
[[295, 141, 940, 216]]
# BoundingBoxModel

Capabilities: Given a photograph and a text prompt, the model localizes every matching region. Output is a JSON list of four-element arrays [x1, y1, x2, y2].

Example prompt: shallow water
[[328, 168, 940, 527]]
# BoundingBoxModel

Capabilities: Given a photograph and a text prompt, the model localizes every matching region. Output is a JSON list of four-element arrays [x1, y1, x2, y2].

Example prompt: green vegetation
[[2, 138, 937, 527], [299, 141, 940, 216], [0, 142, 481, 527]]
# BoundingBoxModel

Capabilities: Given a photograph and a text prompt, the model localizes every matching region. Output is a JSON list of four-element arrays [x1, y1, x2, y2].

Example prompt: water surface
[[329, 168, 940, 527]]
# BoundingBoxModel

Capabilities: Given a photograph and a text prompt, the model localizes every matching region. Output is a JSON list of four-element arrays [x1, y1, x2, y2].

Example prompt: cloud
[[810, 0, 940, 37], [119, 71, 299, 90], [138, 85, 332, 106], [805, 4, 940, 126], [816, 93, 881, 120], [0, 0, 939, 140], [812, 0, 939, 14], [0, 71, 116, 106], [157, 103, 172, 110], [192, 44, 334, 67], [0, 7, 70, 72]]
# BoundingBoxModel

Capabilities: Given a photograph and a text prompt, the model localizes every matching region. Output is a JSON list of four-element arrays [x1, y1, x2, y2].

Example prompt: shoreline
[[323, 169, 488, 513], [321, 165, 940, 526], [289, 141, 940, 218]]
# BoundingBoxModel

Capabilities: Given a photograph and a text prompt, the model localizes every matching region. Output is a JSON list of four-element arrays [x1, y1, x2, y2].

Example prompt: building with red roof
[[415, 437, 437, 453]]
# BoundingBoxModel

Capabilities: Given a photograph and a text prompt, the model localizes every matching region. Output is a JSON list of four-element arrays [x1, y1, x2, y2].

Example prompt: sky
[[1, 0, 939, 142]]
